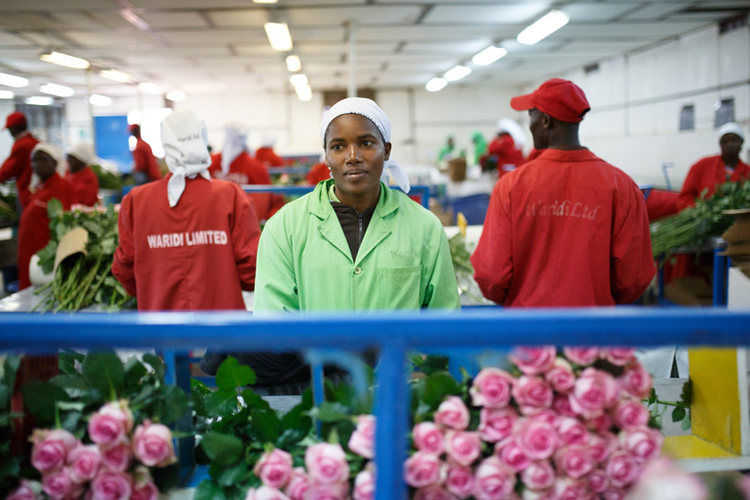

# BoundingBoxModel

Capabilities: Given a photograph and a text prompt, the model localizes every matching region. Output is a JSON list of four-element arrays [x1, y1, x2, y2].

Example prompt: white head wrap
[[718, 122, 744, 142], [32, 142, 65, 175], [320, 97, 410, 193], [260, 132, 277, 148], [221, 122, 250, 176], [161, 109, 212, 208], [496, 118, 527, 150], [67, 142, 95, 165]]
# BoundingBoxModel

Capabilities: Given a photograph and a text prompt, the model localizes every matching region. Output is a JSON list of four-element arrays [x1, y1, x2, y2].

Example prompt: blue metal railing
[[3, 308, 750, 498]]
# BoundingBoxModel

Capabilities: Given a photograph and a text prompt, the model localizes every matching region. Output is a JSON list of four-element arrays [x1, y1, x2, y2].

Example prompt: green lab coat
[[254, 180, 460, 312]]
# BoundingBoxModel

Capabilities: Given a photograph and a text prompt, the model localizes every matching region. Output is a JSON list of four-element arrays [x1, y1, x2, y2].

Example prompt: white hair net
[[221, 122, 250, 176], [67, 142, 95, 165], [161, 109, 211, 208], [496, 118, 527, 150], [718, 122, 744, 142]]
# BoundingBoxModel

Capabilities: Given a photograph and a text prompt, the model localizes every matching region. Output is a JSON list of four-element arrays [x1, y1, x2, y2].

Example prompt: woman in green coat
[[248, 97, 460, 392]]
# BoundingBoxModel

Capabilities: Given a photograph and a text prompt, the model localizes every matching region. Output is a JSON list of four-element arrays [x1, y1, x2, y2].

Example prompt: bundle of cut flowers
[[3, 350, 189, 500], [193, 347, 663, 500]]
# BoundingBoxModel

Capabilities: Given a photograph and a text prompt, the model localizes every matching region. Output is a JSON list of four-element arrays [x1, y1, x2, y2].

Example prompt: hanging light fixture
[[40, 83, 75, 97], [99, 69, 133, 84], [444, 65, 471, 82], [264, 22, 293, 51], [0, 90, 15, 99], [89, 94, 113, 106], [286, 55, 302, 72], [166, 90, 187, 102], [39, 51, 90, 69], [0, 72, 29, 88], [26, 96, 55, 106], [472, 46, 508, 66], [517, 10, 570, 45], [425, 78, 447, 92]]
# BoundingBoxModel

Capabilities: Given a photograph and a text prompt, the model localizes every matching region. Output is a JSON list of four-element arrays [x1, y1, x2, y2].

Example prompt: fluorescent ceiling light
[[426, 78, 448, 92], [40, 83, 75, 97], [472, 46, 508, 66], [286, 55, 302, 72], [166, 90, 187, 102], [264, 22, 293, 52], [99, 69, 133, 83], [0, 72, 29, 88], [0, 90, 15, 99], [138, 82, 163, 95], [295, 84, 312, 102], [289, 74, 308, 87], [444, 65, 471, 82], [39, 51, 90, 69], [517, 10, 570, 45], [89, 94, 112, 106], [26, 96, 54, 106]]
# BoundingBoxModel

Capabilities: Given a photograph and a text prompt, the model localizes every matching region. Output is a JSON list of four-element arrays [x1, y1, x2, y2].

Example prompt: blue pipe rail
[[4, 308, 750, 499]]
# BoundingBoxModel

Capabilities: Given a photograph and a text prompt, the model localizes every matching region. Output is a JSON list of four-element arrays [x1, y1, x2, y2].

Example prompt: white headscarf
[[161, 109, 211, 208], [320, 97, 410, 193], [496, 118, 527, 150], [221, 122, 250, 176], [67, 142, 95, 165], [718, 122, 744, 141]]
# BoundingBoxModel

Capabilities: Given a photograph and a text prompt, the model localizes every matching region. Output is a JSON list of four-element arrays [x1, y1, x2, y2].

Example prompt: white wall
[[4, 21, 745, 190]]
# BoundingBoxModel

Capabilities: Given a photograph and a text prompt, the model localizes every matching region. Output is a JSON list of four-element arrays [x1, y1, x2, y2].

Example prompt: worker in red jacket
[[472, 78, 655, 307], [17, 143, 74, 290], [65, 142, 99, 207], [208, 123, 284, 222], [255, 133, 286, 167], [480, 118, 526, 178], [112, 110, 261, 311], [0, 112, 39, 208], [677, 122, 749, 210], [129, 124, 162, 184]]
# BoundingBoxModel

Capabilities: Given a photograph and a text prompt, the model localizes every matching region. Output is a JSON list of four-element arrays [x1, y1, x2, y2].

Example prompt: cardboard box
[[447, 158, 467, 182]]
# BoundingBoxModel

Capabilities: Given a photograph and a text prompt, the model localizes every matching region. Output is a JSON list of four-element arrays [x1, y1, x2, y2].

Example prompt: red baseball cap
[[510, 78, 590, 123], [4, 111, 26, 129]]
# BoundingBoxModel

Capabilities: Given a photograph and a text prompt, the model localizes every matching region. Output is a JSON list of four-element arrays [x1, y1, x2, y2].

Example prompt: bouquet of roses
[[3, 351, 189, 500]]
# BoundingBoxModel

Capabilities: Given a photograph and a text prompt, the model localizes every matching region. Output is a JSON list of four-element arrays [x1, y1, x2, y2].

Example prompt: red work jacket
[[17, 173, 74, 290], [255, 147, 286, 167], [471, 148, 655, 307], [677, 155, 750, 210], [0, 132, 39, 207], [484, 134, 525, 177], [132, 138, 162, 182], [208, 152, 284, 221], [65, 167, 99, 207], [306, 162, 330, 185], [112, 176, 261, 311]]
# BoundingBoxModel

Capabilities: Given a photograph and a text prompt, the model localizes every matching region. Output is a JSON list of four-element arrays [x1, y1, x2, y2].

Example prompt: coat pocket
[[377, 266, 422, 309]]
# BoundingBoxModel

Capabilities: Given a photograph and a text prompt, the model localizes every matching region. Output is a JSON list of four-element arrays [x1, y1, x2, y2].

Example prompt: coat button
[[353, 266, 362, 275]]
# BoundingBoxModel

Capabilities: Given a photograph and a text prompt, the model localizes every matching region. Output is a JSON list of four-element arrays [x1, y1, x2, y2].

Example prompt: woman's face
[[32, 150, 57, 182], [325, 113, 391, 206], [720, 133, 743, 158]]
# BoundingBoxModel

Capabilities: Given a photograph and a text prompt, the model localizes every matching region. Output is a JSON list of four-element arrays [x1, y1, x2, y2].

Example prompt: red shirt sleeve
[[232, 185, 261, 291], [111, 193, 137, 297], [677, 158, 707, 210]]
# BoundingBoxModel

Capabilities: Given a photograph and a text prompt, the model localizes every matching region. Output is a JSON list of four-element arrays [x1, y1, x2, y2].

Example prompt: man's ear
[[542, 113, 553, 130]]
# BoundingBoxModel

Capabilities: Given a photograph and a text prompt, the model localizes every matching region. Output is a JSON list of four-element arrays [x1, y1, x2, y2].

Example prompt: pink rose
[[626, 458, 708, 500], [470, 368, 514, 408], [551, 395, 575, 417], [562, 347, 599, 366], [605, 451, 641, 488], [531, 411, 557, 427], [284, 467, 310, 500], [512, 376, 553, 416], [245, 486, 292, 500], [435, 396, 470, 431], [612, 398, 650, 431], [553, 478, 593, 500], [587, 468, 609, 493], [31, 429, 78, 474], [131, 480, 159, 500], [445, 463, 475, 499], [544, 359, 576, 394], [620, 428, 663, 463], [253, 448, 294, 489], [414, 485, 458, 500], [5, 481, 37, 500], [42, 469, 80, 500], [569, 368, 618, 418], [588, 432, 615, 463], [509, 347, 557, 375], [602, 348, 636, 366], [90, 471, 132, 500], [88, 401, 133, 447], [495, 439, 531, 472], [554, 445, 594, 479], [67, 444, 101, 483], [101, 442, 132, 472], [132, 420, 176, 467], [353, 469, 375, 500], [601, 488, 627, 500], [348, 415, 375, 459], [619, 363, 653, 399], [521, 489, 554, 500], [585, 412, 613, 434], [404, 451, 442, 488], [478, 407, 517, 443], [520, 460, 555, 491], [554, 417, 587, 447], [737, 474, 750, 500], [303, 482, 348, 500], [413, 422, 445, 455], [445, 431, 481, 466], [304, 443, 349, 485], [473, 456, 516, 500], [516, 420, 558, 460]]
